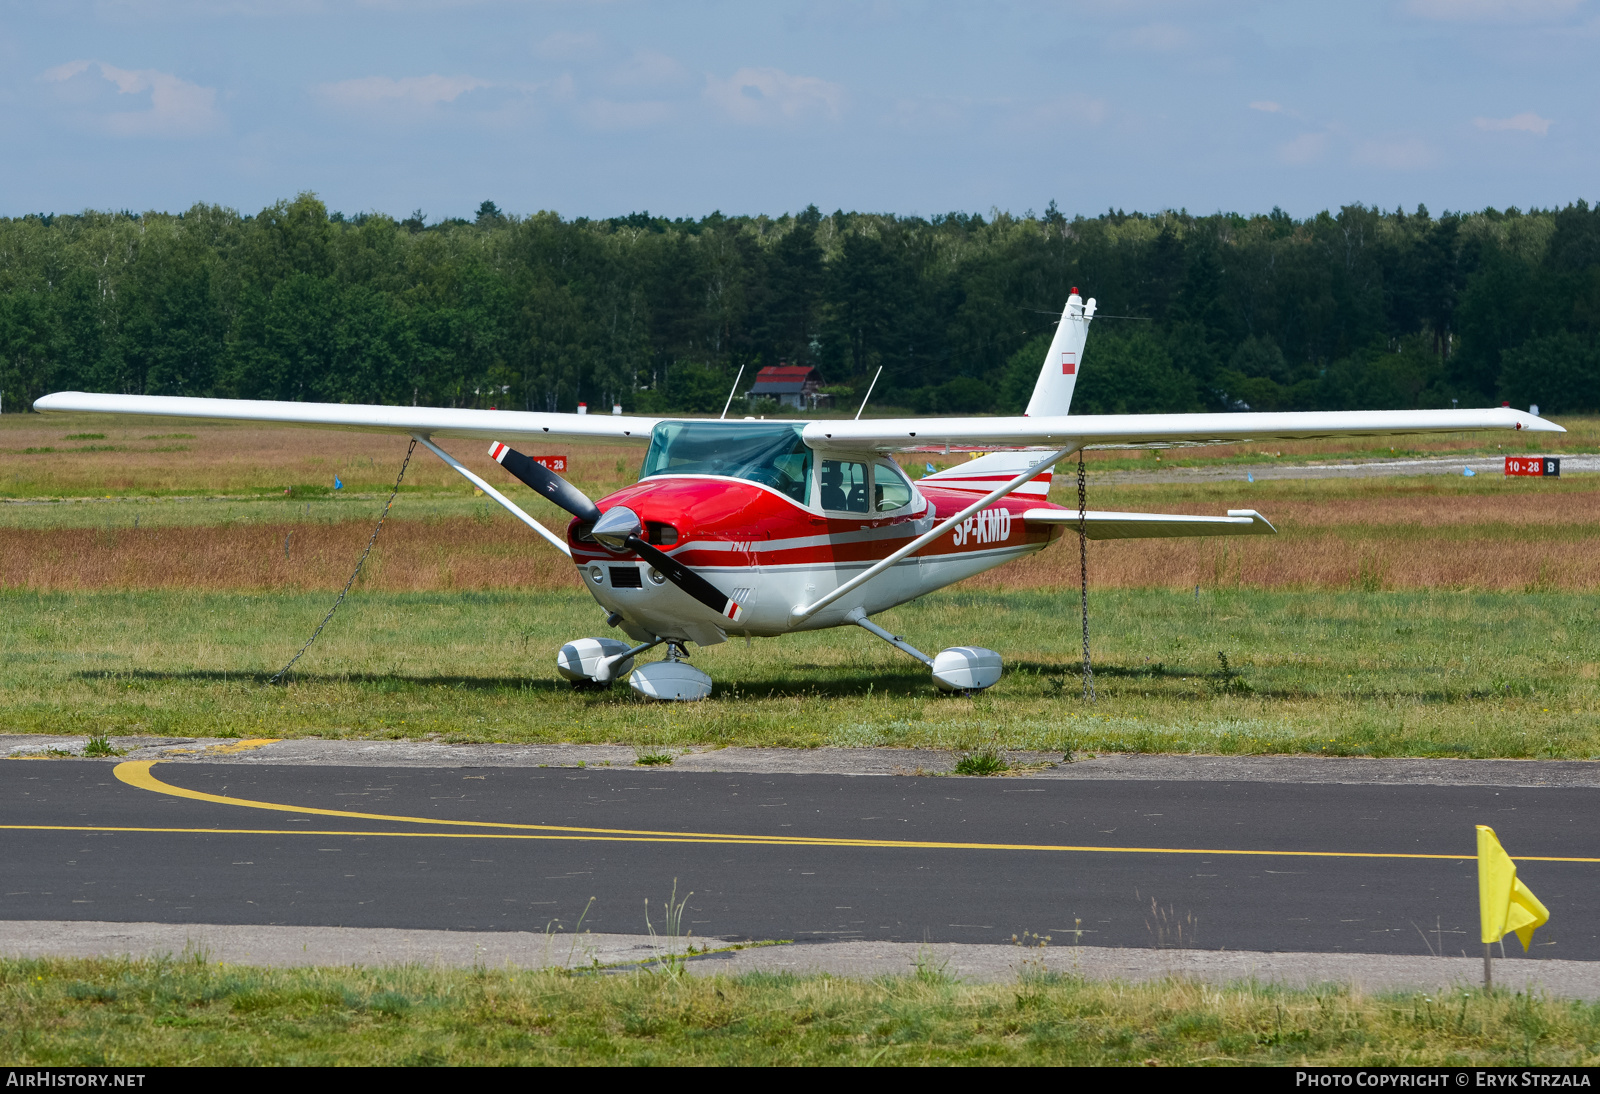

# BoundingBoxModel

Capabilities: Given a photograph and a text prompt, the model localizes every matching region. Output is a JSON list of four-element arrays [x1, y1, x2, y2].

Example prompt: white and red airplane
[[35, 291, 1562, 700]]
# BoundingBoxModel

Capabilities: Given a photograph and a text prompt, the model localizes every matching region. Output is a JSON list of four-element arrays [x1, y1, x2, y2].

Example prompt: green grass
[[3, 956, 1596, 1066], [1, 587, 1595, 757]]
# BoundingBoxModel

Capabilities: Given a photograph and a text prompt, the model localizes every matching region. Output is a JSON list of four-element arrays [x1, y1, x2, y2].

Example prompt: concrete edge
[[5, 735, 1600, 787], [2, 921, 1593, 1000]]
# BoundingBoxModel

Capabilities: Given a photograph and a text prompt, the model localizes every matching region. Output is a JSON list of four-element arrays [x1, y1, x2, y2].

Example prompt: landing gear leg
[[848, 607, 1002, 693], [848, 609, 932, 666]]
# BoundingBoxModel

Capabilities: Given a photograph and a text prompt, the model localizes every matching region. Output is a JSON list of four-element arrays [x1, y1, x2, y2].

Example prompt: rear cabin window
[[641, 421, 812, 504]]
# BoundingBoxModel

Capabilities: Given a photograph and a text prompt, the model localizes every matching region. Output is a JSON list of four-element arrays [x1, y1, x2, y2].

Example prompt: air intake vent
[[609, 566, 643, 588]]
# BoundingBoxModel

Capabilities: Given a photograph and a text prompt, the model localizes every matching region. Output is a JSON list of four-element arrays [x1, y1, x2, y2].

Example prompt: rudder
[[1025, 289, 1096, 418]]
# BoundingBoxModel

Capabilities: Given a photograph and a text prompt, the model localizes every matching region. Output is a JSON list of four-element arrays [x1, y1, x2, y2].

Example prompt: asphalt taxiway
[[3, 741, 1596, 970]]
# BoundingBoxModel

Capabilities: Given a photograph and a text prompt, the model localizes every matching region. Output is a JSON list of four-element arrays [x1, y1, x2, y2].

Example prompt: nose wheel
[[626, 640, 713, 700], [554, 636, 713, 700]]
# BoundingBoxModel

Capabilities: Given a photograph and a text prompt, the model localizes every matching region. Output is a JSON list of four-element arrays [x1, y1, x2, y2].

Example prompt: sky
[[1, 0, 1594, 222]]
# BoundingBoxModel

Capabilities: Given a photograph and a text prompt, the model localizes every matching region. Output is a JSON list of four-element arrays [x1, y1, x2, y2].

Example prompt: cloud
[[1278, 132, 1329, 165], [1474, 112, 1553, 134], [42, 60, 94, 83], [1353, 137, 1439, 170], [316, 74, 492, 110], [1250, 100, 1284, 114], [703, 67, 843, 125], [1403, 0, 1583, 21], [42, 59, 224, 137]]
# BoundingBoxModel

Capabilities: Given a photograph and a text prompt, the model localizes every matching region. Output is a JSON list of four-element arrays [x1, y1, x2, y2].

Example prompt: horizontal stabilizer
[[920, 451, 1053, 499], [1023, 507, 1277, 540]]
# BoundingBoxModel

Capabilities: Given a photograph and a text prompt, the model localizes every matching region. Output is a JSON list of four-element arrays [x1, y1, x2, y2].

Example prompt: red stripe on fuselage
[[568, 476, 1064, 571]]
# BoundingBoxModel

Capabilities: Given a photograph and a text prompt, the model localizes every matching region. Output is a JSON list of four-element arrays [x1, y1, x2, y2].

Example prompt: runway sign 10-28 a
[[1505, 456, 1560, 477]]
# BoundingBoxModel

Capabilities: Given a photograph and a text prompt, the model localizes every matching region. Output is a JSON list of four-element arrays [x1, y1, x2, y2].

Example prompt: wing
[[1024, 507, 1276, 540], [32, 392, 660, 446], [803, 408, 1561, 452]]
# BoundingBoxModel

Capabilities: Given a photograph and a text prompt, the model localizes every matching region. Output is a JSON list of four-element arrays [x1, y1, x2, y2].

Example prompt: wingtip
[[32, 391, 74, 412], [1520, 413, 1567, 433]]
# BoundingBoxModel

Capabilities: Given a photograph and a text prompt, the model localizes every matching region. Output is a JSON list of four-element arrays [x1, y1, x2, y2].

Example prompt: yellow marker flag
[[1477, 825, 1550, 951]]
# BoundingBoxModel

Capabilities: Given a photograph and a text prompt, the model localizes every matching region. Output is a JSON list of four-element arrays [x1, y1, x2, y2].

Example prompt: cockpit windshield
[[640, 421, 813, 504]]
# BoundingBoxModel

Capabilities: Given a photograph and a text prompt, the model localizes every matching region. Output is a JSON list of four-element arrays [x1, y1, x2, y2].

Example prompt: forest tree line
[[3, 193, 1599, 418]]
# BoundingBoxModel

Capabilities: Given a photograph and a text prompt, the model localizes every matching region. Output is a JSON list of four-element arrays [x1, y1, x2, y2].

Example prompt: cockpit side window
[[820, 459, 870, 513], [874, 460, 914, 512]]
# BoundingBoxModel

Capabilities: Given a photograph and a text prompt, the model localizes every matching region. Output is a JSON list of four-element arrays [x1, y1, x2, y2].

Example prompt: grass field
[[2, 587, 1594, 756], [5, 956, 1596, 1066], [3, 412, 1596, 757]]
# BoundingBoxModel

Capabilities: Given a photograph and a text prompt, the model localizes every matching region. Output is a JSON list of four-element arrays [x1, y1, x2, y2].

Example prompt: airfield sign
[[1505, 456, 1560, 477]]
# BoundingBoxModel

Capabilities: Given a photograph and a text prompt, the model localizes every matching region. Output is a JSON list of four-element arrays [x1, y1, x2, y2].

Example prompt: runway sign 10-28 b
[[1505, 456, 1560, 477]]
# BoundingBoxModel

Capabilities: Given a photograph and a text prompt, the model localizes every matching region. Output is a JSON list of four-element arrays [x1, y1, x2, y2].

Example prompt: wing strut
[[788, 442, 1081, 624], [412, 435, 573, 558]]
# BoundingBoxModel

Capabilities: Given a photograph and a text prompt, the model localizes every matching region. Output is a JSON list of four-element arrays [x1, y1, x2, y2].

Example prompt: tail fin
[[1024, 289, 1096, 417], [919, 450, 1055, 500]]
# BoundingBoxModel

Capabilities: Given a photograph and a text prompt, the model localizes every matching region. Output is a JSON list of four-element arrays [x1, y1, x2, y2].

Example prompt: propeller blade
[[627, 536, 744, 623], [488, 442, 601, 523], [488, 443, 740, 624]]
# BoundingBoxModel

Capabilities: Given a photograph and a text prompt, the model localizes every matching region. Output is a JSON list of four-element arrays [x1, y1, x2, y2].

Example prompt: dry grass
[[0, 413, 644, 499], [5, 410, 1597, 593], [0, 518, 577, 591], [976, 488, 1600, 592], [6, 486, 1597, 592]]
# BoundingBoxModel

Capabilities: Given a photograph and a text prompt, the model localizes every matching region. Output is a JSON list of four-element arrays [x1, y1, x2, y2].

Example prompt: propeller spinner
[[488, 442, 743, 623]]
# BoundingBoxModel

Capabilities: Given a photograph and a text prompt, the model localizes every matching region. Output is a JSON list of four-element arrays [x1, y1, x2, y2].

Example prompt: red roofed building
[[746, 362, 831, 410]]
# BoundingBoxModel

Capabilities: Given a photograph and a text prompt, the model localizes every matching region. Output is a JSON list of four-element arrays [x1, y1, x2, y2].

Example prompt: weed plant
[[954, 750, 1009, 776]]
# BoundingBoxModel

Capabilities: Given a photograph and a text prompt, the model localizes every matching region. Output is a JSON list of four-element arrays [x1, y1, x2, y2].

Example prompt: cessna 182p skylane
[[36, 291, 1563, 700]]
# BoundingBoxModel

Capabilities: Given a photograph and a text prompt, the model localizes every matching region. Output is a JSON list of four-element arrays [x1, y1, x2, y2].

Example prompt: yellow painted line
[[93, 762, 1600, 861], [3, 822, 1598, 862], [116, 759, 889, 845], [158, 738, 282, 756]]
